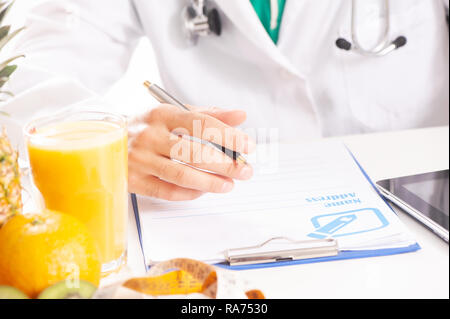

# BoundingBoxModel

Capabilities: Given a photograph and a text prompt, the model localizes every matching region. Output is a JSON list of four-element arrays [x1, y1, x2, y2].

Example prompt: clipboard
[[130, 146, 420, 271], [224, 237, 340, 266], [218, 239, 419, 271]]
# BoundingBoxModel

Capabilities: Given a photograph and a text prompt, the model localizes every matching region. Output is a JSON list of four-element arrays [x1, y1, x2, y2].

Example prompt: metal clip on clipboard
[[225, 237, 340, 266]]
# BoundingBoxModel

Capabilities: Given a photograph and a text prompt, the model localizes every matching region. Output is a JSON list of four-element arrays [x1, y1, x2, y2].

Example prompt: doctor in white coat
[[2, 0, 449, 200]]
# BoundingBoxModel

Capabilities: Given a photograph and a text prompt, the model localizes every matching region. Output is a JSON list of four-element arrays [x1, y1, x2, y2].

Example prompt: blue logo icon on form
[[307, 208, 389, 239]]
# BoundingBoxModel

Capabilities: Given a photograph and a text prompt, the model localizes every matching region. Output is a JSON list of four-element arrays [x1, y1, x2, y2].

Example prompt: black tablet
[[376, 170, 449, 242]]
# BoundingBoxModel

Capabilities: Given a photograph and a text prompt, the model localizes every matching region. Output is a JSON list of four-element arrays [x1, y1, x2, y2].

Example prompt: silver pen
[[143, 81, 247, 164]]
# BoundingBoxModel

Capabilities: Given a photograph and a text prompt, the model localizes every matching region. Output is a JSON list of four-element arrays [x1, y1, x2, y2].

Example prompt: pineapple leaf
[[0, 1, 14, 25], [0, 26, 24, 50], [0, 54, 24, 70], [0, 1, 22, 105], [0, 65, 17, 88], [0, 75, 7, 87], [0, 90, 13, 96], [0, 1, 10, 12], [0, 74, 7, 86], [0, 64, 16, 77], [0, 25, 10, 41]]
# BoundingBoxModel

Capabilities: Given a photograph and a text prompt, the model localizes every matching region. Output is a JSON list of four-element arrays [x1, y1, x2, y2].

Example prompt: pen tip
[[236, 155, 248, 165], [143, 80, 152, 88]]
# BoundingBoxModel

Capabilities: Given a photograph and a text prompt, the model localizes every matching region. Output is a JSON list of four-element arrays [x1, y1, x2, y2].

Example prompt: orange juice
[[25, 114, 128, 273]]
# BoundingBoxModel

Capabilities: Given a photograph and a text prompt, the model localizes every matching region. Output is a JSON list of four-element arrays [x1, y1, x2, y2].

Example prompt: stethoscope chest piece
[[182, 0, 221, 45]]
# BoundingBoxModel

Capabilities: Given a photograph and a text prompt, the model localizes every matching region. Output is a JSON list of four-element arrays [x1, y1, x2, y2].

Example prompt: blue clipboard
[[130, 147, 420, 271]]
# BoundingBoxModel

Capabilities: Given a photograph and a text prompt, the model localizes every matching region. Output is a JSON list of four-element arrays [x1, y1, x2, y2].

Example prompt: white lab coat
[[1, 0, 449, 147]]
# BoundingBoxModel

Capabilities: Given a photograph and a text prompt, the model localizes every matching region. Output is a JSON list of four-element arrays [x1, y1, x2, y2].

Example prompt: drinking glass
[[24, 111, 128, 274]]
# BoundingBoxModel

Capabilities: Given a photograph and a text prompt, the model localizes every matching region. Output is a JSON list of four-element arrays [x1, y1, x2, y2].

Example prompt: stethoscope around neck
[[182, 0, 407, 56]]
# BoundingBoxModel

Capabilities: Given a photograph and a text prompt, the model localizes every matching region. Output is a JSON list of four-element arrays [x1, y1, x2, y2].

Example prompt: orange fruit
[[0, 209, 101, 298]]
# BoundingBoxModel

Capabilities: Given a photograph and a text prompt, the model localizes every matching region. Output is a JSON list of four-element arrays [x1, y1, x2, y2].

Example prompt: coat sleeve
[[1, 0, 142, 127], [8, 0, 142, 95]]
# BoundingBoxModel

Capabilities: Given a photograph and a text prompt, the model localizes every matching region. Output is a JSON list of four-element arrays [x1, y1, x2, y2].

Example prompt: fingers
[[143, 105, 255, 154], [189, 106, 247, 127], [154, 131, 254, 181], [129, 170, 204, 201], [129, 146, 235, 194], [128, 104, 255, 201]]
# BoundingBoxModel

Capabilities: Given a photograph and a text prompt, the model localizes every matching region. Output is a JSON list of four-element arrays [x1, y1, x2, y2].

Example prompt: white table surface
[[125, 126, 449, 299]]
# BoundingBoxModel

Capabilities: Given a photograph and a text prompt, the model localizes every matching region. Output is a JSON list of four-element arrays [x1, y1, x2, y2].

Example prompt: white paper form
[[135, 141, 416, 264]]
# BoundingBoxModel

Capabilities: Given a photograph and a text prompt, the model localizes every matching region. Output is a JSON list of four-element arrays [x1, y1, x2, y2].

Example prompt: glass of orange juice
[[24, 111, 128, 274]]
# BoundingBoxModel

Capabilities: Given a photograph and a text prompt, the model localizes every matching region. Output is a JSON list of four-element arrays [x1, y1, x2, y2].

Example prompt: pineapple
[[0, 0, 24, 225], [0, 127, 21, 225]]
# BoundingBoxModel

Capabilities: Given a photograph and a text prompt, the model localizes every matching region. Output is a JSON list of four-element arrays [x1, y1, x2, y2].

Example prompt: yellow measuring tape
[[122, 258, 264, 299]]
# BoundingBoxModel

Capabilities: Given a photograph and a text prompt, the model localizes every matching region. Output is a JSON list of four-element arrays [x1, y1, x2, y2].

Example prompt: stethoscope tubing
[[186, 0, 407, 57], [350, 0, 393, 56]]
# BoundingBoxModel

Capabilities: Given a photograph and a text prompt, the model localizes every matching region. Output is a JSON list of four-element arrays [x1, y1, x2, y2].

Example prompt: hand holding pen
[[127, 82, 255, 201]]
